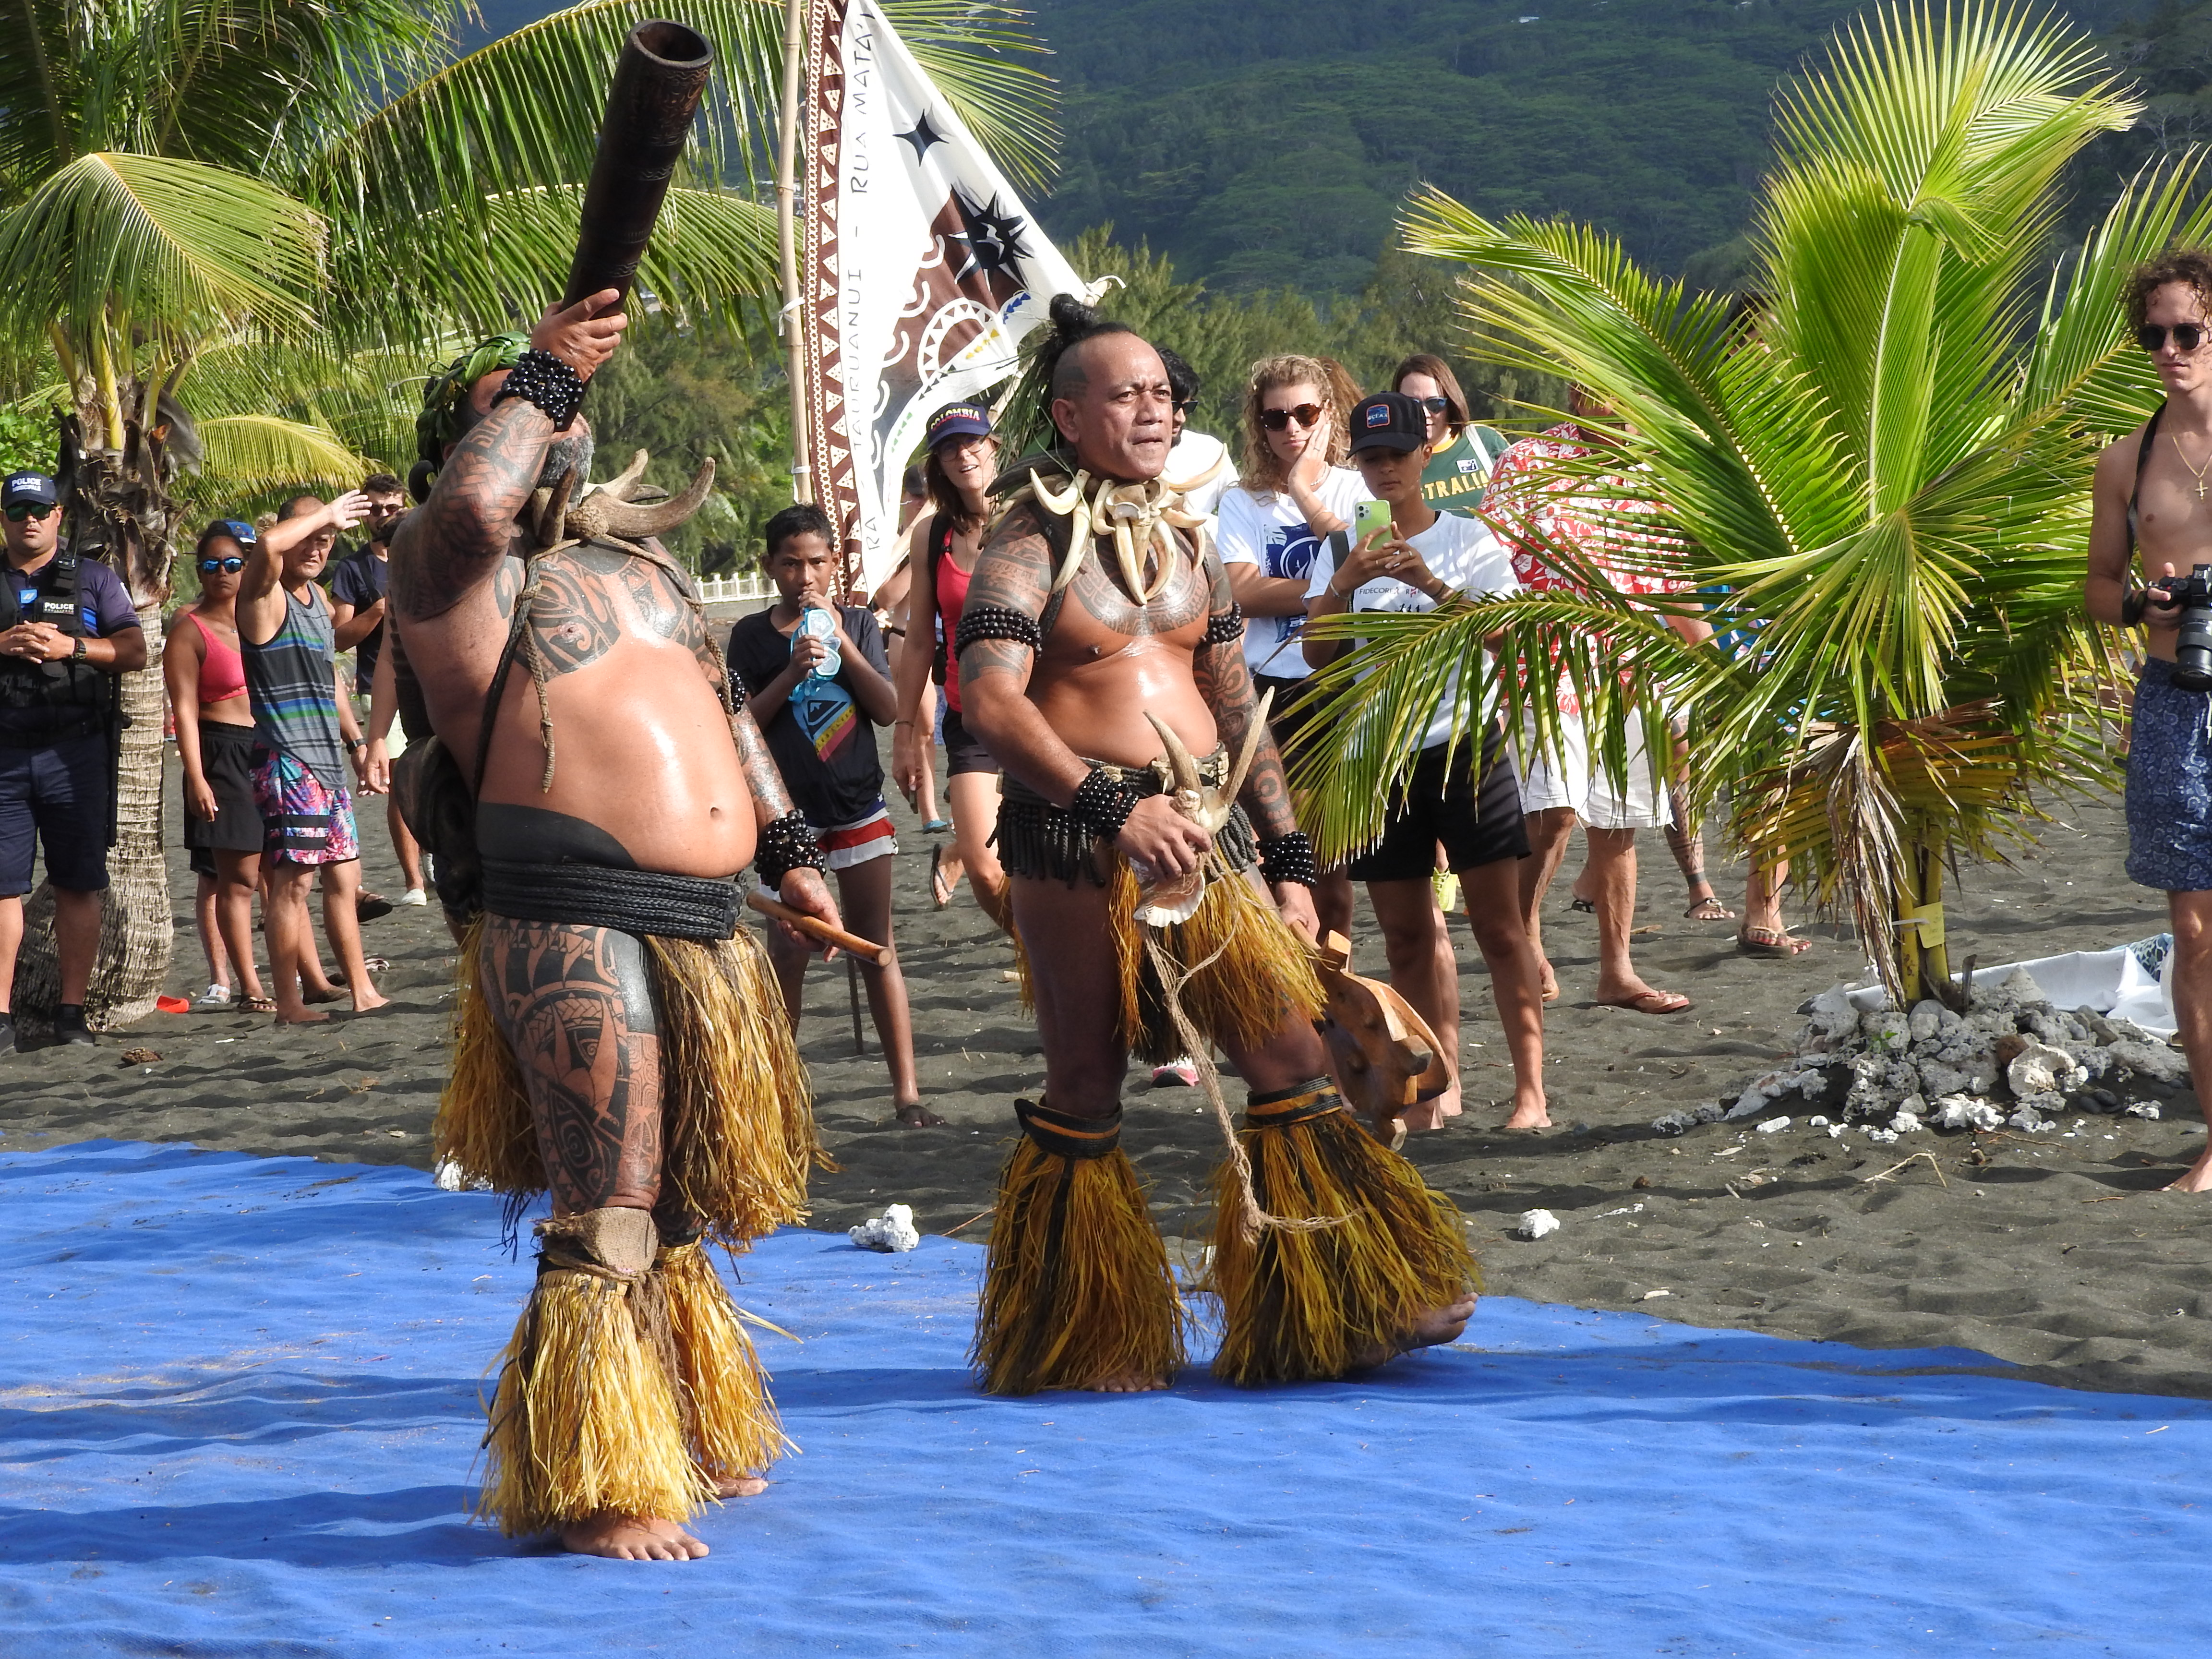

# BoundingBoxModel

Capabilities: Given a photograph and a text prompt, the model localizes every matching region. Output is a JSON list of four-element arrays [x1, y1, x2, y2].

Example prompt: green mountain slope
[[470, 0, 2157, 290]]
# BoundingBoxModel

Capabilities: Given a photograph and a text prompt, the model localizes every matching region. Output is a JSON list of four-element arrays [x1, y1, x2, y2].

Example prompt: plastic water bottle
[[793, 606, 841, 679]]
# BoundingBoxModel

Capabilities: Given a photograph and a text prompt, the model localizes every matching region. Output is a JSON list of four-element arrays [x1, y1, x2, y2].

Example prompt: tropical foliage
[[0, 0, 1051, 1024], [1294, 1, 2187, 1002]]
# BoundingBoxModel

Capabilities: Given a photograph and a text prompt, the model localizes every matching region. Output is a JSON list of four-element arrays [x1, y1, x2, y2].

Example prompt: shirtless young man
[[958, 297, 1479, 1394], [2088, 250, 2212, 1194], [391, 294, 842, 1558]]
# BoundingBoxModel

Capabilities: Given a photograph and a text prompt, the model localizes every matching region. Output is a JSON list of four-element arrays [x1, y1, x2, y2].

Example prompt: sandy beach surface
[[5, 740, 2208, 1401]]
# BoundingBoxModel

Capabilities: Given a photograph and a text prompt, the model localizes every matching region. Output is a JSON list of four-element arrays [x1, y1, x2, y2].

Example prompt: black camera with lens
[[2152, 563, 2212, 691]]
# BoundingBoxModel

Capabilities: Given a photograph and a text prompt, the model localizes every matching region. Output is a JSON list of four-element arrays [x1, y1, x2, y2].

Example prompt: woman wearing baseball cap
[[889, 403, 1010, 931]]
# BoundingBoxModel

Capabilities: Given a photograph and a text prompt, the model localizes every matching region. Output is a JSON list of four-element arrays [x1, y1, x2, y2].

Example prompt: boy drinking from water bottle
[[727, 504, 939, 1127]]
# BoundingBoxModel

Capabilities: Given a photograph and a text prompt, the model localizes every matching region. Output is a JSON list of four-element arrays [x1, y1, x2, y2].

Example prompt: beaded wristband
[[954, 604, 1043, 657], [1201, 603, 1246, 646], [1070, 767, 1140, 841], [490, 348, 587, 432], [754, 809, 824, 889], [1256, 830, 1318, 890]]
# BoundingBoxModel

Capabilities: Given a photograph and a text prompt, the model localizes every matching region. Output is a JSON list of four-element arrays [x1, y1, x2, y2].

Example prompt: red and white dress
[[1484, 425, 1681, 828]]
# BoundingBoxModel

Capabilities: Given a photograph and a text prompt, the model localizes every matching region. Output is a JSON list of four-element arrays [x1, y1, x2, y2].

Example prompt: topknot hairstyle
[[1039, 292, 1138, 405]]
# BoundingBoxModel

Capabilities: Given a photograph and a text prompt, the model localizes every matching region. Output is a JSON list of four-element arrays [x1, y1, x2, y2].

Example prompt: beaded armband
[[1070, 767, 1141, 842], [1256, 830, 1318, 890], [754, 809, 824, 889], [490, 348, 587, 432], [1201, 603, 1246, 647], [954, 604, 1043, 657]]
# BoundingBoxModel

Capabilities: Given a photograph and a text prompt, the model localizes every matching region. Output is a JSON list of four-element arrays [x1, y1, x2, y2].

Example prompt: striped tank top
[[243, 583, 347, 789]]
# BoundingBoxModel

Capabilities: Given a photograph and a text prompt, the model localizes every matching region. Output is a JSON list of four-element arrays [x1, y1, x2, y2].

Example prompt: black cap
[[926, 403, 993, 448], [1346, 392, 1428, 456], [2, 472, 58, 510]]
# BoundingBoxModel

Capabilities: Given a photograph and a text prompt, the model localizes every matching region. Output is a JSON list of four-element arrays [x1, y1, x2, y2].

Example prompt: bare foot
[[894, 1101, 945, 1128], [709, 1473, 769, 1498], [558, 1513, 709, 1560], [1401, 1080, 1461, 1132], [1348, 1292, 1480, 1370], [301, 983, 346, 1006], [2164, 1146, 2212, 1192], [1081, 1368, 1171, 1393], [1503, 1090, 1551, 1131], [350, 986, 390, 1014], [1537, 962, 1560, 1003]]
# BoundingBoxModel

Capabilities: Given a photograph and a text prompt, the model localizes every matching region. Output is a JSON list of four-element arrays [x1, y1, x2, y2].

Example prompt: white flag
[[796, 0, 1096, 594]]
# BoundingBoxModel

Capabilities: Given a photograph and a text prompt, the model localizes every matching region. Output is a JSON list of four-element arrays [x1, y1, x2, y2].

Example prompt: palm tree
[[0, 0, 1050, 1027], [1293, 1, 2190, 1005]]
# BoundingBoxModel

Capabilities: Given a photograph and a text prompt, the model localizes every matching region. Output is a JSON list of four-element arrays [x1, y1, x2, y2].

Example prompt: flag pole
[[775, 0, 814, 505]]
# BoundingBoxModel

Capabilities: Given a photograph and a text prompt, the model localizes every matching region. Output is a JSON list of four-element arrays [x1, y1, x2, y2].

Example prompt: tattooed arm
[[1192, 544, 1298, 843], [962, 502, 1214, 882], [389, 292, 625, 622]]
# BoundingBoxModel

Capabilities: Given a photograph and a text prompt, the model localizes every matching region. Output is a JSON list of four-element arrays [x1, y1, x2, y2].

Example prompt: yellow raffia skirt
[[434, 917, 827, 1246], [1009, 859, 1324, 1066]]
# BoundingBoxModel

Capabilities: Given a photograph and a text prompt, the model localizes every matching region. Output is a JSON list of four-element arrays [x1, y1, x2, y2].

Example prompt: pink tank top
[[932, 517, 975, 716], [188, 610, 247, 705]]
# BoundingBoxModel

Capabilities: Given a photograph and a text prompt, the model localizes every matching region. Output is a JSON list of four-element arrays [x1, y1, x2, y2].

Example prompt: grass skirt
[[434, 917, 826, 1248], [1010, 860, 1324, 1067], [1207, 1083, 1481, 1386]]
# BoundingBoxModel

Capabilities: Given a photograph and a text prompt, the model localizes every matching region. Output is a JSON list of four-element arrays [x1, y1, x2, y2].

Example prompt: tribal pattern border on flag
[[798, 0, 1096, 596]]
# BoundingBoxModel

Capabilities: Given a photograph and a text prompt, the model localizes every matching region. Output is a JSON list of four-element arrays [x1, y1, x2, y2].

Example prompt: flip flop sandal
[[301, 986, 346, 1005], [1595, 988, 1694, 1014], [239, 996, 276, 1014], [1683, 896, 1737, 921], [929, 844, 959, 910], [1737, 926, 1811, 957], [924, 818, 952, 834], [1567, 896, 1595, 914], [361, 957, 390, 974]]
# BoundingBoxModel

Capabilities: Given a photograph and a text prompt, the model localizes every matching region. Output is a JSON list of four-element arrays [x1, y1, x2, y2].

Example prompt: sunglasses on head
[[198, 555, 245, 575], [4, 501, 56, 522], [2139, 323, 2208, 353], [1260, 403, 1324, 432]]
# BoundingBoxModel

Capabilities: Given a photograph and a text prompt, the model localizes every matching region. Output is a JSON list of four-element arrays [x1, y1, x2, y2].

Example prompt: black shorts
[[940, 706, 1000, 778], [1254, 673, 1322, 772], [184, 720, 264, 876], [0, 732, 111, 896], [1346, 726, 1528, 883]]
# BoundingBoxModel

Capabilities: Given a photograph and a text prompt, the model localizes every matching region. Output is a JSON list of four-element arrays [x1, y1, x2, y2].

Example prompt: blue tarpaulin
[[0, 1140, 2204, 1656]]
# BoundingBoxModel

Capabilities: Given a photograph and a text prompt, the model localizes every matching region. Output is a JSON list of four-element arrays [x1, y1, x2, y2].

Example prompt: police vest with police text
[[0, 550, 108, 721]]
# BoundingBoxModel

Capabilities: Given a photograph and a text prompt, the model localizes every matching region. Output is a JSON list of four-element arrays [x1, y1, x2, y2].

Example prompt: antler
[[570, 458, 716, 540], [1144, 711, 1204, 798], [535, 470, 577, 547], [1221, 687, 1274, 806], [598, 449, 651, 502]]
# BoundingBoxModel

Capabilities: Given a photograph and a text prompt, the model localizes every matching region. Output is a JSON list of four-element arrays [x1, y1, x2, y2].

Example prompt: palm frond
[[0, 152, 325, 344], [883, 0, 1059, 193], [180, 413, 371, 501]]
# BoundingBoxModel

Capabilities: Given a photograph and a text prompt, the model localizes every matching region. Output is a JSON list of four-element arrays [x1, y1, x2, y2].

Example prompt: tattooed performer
[[958, 296, 1479, 1395], [391, 292, 842, 1561]]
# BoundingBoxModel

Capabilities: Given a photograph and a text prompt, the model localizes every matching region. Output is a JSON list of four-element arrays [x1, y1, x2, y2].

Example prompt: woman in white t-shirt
[[1304, 391, 1551, 1133], [1215, 352, 1365, 938]]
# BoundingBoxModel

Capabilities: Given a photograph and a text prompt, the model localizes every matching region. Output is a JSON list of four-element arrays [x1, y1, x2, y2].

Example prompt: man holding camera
[[2088, 251, 2212, 1192], [0, 470, 145, 1052]]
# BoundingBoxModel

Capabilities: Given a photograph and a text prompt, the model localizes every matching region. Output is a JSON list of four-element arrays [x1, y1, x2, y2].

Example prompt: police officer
[[0, 471, 147, 1052]]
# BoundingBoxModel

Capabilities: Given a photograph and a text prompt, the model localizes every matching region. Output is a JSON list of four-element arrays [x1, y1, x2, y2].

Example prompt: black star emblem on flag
[[946, 187, 1031, 282], [896, 111, 945, 163]]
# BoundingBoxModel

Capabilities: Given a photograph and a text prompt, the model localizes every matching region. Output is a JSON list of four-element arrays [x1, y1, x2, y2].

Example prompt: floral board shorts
[[2126, 658, 2212, 893], [248, 745, 359, 867]]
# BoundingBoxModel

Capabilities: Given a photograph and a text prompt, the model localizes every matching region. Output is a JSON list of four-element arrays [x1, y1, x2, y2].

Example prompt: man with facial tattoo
[[390, 292, 843, 1561]]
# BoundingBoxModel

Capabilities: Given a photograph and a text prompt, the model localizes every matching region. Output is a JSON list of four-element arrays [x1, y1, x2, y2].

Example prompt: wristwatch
[[70, 637, 86, 662]]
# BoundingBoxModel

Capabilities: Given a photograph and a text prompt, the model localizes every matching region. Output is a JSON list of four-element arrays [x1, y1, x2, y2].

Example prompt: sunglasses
[[198, 556, 246, 575], [2139, 323, 2208, 353], [1260, 403, 1324, 432], [3, 502, 56, 522], [1410, 395, 1451, 415]]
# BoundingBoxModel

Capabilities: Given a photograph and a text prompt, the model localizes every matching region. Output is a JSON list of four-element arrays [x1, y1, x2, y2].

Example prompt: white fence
[[693, 571, 775, 605]]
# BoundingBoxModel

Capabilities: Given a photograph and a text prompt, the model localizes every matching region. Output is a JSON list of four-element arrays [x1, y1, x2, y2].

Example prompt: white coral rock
[[850, 1203, 922, 1252], [1517, 1209, 1561, 1240]]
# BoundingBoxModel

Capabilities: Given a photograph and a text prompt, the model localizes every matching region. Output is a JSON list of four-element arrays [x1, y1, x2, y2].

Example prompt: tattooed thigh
[[481, 917, 664, 1214]]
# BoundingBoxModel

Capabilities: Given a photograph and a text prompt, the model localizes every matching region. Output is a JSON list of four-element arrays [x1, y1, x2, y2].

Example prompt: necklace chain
[[2175, 431, 2212, 501]]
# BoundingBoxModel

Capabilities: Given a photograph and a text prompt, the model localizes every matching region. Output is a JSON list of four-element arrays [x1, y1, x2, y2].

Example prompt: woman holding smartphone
[[1304, 392, 1551, 1133], [165, 521, 271, 1011]]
